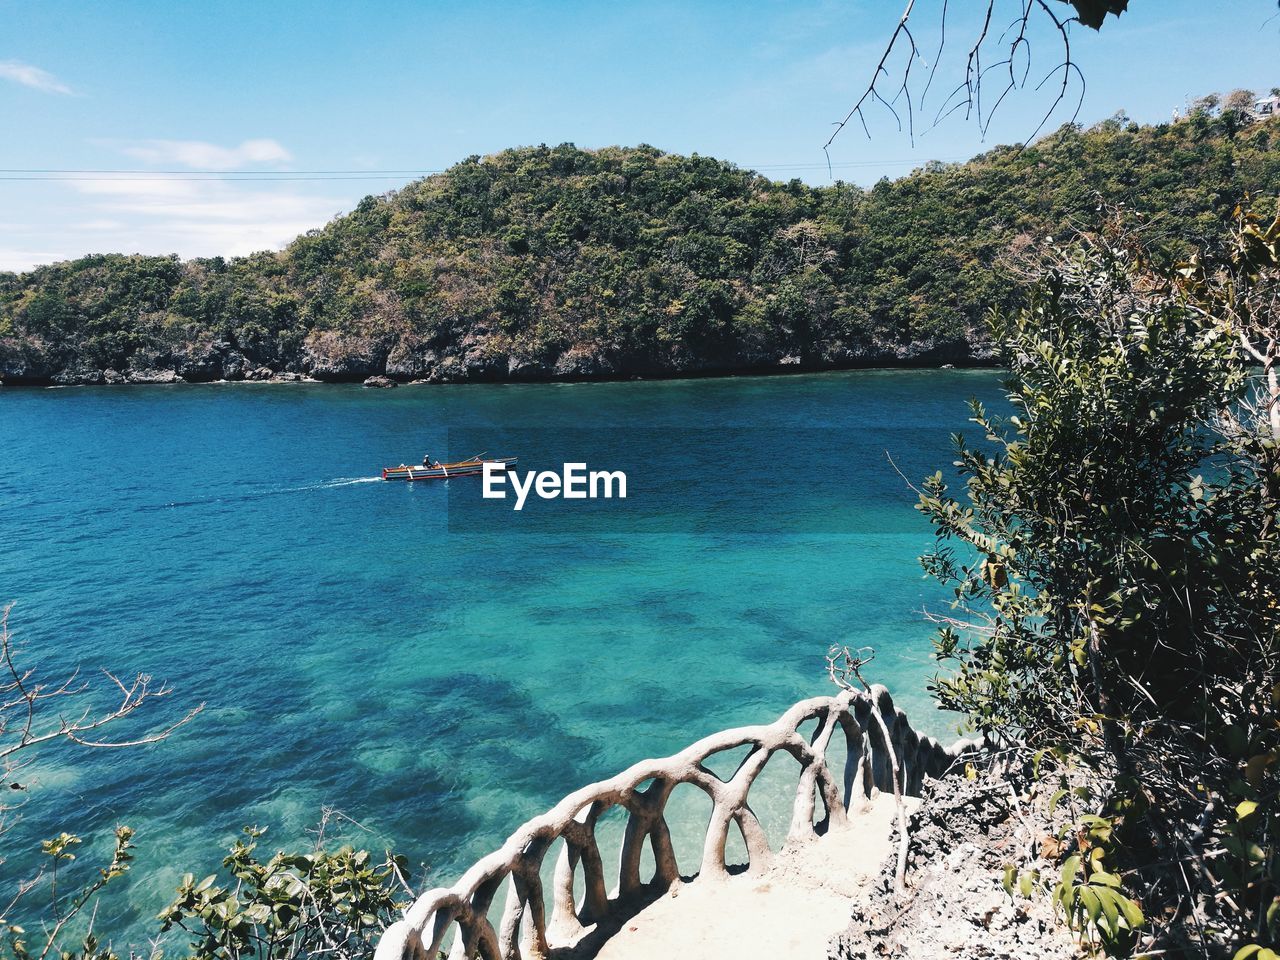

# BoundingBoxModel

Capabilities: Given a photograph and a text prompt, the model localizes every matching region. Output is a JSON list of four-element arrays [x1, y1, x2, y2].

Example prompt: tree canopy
[[2, 109, 1278, 385]]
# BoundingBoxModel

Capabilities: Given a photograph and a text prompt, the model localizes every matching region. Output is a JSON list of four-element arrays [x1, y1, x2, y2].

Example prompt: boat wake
[[147, 476, 382, 511], [315, 476, 382, 489]]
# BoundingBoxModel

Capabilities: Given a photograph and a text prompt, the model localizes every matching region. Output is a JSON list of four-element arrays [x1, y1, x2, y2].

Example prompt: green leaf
[[1060, 855, 1081, 885], [1089, 870, 1122, 888], [1079, 886, 1102, 926], [1018, 870, 1036, 898], [1096, 888, 1120, 935], [1118, 895, 1144, 929]]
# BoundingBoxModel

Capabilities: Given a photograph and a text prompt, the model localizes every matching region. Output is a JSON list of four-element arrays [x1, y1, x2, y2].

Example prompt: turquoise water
[[0, 369, 1002, 945]]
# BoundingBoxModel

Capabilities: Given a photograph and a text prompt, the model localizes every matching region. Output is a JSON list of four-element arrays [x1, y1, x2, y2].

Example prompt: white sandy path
[[593, 793, 909, 960]]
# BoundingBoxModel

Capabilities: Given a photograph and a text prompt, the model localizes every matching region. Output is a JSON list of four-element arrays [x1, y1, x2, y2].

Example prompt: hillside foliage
[[919, 209, 1280, 956], [2, 111, 1279, 384]]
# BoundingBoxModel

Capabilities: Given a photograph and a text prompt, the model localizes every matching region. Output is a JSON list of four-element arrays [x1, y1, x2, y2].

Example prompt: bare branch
[[826, 644, 911, 892], [823, 0, 918, 174], [0, 605, 204, 768], [827, 0, 1091, 159], [0, 601, 204, 948]]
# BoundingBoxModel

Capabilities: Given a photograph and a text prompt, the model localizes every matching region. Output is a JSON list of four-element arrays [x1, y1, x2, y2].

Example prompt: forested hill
[[3, 111, 1279, 386]]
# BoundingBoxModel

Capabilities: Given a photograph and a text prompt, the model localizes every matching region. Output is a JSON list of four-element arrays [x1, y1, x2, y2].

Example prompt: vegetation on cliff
[[2, 109, 1278, 385], [919, 208, 1280, 956]]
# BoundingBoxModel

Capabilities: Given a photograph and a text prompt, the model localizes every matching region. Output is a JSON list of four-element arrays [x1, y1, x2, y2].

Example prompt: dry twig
[[826, 644, 911, 892]]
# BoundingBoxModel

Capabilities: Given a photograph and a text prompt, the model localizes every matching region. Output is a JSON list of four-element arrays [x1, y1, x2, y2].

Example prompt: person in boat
[[423, 454, 440, 468]]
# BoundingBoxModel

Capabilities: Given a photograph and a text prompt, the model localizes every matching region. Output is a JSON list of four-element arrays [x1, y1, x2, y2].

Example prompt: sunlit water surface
[[0, 369, 1003, 946]]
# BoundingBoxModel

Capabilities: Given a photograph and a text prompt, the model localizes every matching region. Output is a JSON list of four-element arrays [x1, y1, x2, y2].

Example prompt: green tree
[[918, 213, 1280, 954], [156, 822, 408, 960], [4, 120, 1280, 387]]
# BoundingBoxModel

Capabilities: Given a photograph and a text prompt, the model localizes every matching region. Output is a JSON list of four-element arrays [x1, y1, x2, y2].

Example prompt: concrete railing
[[376, 686, 979, 960]]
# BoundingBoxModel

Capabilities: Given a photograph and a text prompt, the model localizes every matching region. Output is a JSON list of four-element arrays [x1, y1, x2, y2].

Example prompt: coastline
[[0, 355, 1001, 390]]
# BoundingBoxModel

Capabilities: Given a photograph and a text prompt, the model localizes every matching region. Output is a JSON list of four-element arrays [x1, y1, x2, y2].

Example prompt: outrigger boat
[[381, 455, 517, 482]]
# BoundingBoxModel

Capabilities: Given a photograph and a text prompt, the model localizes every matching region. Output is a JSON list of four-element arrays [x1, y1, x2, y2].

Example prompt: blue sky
[[1, 0, 1276, 272]]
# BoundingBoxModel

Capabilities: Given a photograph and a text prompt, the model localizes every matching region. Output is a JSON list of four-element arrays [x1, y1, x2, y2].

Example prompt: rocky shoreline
[[829, 769, 1085, 959], [0, 335, 994, 387]]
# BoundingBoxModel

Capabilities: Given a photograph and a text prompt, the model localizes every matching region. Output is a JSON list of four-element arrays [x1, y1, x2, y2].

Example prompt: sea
[[0, 368, 1005, 946]]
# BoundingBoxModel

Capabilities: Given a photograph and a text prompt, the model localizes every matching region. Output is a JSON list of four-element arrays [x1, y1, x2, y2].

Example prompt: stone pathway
[[594, 794, 907, 960]]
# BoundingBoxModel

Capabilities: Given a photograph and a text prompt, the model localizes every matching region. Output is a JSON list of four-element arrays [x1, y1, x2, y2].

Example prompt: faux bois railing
[[376, 686, 980, 960]]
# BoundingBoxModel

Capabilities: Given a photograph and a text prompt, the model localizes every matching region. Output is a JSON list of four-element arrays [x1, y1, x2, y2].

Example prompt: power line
[[0, 174, 440, 181], [0, 157, 970, 182], [0, 168, 447, 176]]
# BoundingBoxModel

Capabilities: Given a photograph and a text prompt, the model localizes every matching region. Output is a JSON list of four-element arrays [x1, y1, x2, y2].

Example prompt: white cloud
[[116, 138, 293, 170], [52, 176, 345, 261], [0, 138, 348, 271], [70, 177, 333, 224], [72, 177, 204, 200], [0, 248, 70, 272], [0, 60, 73, 95]]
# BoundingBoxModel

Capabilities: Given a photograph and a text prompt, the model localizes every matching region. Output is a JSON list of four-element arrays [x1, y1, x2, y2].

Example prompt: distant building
[[1254, 95, 1280, 118]]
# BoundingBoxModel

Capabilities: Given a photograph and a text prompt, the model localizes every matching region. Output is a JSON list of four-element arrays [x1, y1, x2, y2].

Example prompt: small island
[[3, 111, 1277, 387]]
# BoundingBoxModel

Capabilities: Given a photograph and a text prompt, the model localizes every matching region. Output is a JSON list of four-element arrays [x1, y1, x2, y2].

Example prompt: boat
[[381, 455, 517, 482]]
